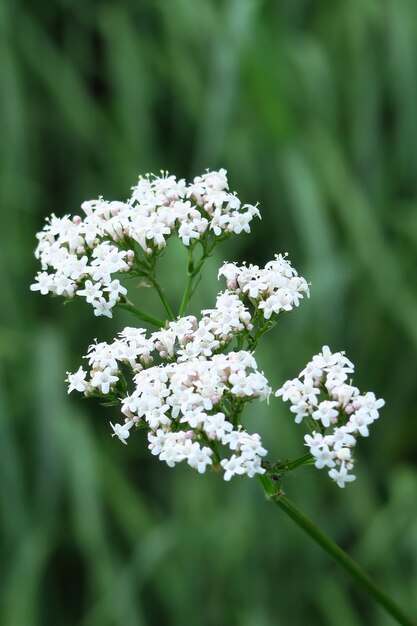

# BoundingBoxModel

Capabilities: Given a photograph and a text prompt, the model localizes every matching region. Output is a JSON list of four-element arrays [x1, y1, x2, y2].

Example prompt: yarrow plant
[[32, 170, 413, 625]]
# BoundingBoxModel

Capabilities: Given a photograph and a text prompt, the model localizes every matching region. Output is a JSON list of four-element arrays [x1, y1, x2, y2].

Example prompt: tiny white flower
[[203, 412, 233, 440], [311, 444, 336, 469], [110, 420, 134, 445], [221, 455, 246, 481], [66, 366, 89, 393], [30, 272, 55, 295], [91, 367, 119, 394], [328, 465, 356, 488], [186, 444, 213, 474], [312, 400, 339, 428], [77, 280, 103, 303], [93, 297, 114, 318]]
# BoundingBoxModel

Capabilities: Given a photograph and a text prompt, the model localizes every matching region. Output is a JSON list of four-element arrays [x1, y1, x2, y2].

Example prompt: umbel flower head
[[66, 299, 272, 482], [276, 346, 385, 487], [33, 169, 384, 488], [30, 169, 260, 318]]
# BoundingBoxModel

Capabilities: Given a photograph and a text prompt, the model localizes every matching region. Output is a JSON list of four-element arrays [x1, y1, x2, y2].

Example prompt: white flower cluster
[[31, 170, 260, 317], [276, 346, 385, 488], [218, 254, 309, 319], [31, 219, 130, 318], [132, 168, 260, 240], [142, 353, 269, 480], [154, 291, 252, 361], [66, 299, 270, 481]]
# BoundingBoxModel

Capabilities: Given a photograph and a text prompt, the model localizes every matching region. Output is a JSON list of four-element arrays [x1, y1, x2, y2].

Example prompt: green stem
[[245, 318, 277, 352], [178, 241, 218, 317], [179, 272, 195, 317], [117, 301, 165, 328], [150, 278, 175, 320], [178, 248, 194, 317], [258, 477, 415, 626], [286, 453, 314, 470]]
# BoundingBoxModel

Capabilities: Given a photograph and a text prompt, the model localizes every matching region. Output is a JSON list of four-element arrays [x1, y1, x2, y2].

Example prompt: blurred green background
[[1, 0, 417, 624]]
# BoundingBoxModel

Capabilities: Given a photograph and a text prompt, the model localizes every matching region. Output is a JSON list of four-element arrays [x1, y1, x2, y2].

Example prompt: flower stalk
[[258, 474, 415, 626], [149, 276, 175, 320], [116, 300, 165, 328]]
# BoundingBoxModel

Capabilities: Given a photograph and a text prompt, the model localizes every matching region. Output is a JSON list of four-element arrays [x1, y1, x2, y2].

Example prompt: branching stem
[[117, 300, 165, 328], [149, 276, 175, 320], [178, 243, 216, 316]]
